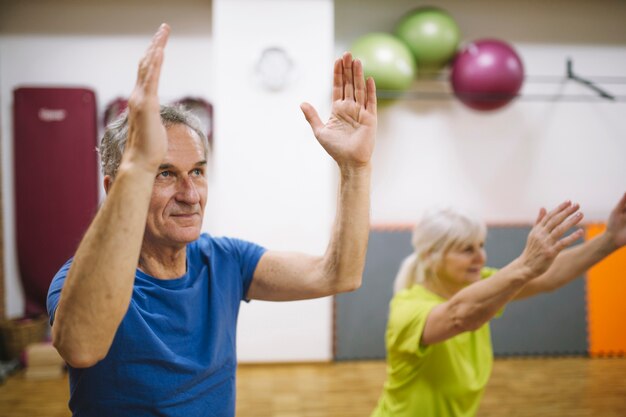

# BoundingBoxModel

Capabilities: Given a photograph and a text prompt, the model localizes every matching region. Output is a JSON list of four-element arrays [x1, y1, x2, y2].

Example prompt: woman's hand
[[519, 201, 584, 278]]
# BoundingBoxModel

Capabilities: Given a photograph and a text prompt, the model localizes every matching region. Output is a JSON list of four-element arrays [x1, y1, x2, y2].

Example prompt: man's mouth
[[171, 213, 198, 218]]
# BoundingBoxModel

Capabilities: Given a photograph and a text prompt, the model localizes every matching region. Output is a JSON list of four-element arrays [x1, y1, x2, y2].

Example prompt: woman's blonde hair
[[393, 208, 487, 293]]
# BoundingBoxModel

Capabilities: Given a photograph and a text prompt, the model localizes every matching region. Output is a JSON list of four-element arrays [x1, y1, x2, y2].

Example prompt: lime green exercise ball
[[395, 7, 460, 72], [350, 33, 416, 91]]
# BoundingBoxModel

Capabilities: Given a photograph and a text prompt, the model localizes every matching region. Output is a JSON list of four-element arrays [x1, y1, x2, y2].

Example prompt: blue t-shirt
[[47, 234, 266, 417]]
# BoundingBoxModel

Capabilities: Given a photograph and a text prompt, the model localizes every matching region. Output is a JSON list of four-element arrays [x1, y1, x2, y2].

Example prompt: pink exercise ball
[[450, 39, 524, 111]]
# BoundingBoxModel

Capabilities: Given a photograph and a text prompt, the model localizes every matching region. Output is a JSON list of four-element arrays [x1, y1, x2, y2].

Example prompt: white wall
[[335, 0, 626, 225], [212, 0, 335, 362]]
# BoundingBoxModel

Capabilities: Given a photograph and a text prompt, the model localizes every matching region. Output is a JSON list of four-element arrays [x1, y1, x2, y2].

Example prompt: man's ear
[[103, 175, 113, 195]]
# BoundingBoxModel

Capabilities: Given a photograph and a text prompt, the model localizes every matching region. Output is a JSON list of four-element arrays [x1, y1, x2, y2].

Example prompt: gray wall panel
[[491, 279, 588, 355], [335, 231, 411, 360], [485, 227, 588, 355]]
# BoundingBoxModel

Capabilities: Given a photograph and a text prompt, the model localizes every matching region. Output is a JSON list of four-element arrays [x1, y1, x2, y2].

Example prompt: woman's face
[[438, 241, 487, 288]]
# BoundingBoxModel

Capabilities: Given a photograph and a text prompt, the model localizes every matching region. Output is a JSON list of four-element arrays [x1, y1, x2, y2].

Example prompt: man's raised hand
[[124, 23, 171, 174], [300, 52, 377, 171]]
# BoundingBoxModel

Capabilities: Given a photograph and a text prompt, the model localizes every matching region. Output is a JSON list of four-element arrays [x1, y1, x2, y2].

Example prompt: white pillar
[[211, 0, 336, 362]]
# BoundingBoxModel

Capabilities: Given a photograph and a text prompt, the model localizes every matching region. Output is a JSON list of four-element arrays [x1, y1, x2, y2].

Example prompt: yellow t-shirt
[[371, 268, 498, 417]]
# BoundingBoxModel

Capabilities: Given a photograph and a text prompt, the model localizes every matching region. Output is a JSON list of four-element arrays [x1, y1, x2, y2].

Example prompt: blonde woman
[[372, 195, 626, 417]]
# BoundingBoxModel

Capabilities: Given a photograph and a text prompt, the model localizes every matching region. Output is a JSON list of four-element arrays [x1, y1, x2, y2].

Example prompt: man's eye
[[192, 168, 203, 176], [159, 171, 171, 178]]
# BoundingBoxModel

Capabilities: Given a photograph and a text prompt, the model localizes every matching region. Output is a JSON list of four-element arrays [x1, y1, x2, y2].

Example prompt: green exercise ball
[[350, 33, 416, 91], [395, 7, 460, 73]]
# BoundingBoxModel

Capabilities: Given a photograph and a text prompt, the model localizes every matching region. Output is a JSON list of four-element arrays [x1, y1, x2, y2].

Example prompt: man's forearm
[[321, 164, 371, 292], [52, 163, 155, 367]]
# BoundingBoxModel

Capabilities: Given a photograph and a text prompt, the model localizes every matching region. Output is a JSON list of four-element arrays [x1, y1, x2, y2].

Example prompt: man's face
[[144, 123, 208, 247]]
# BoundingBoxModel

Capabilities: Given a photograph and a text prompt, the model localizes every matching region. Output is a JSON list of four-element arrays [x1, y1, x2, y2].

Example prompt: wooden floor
[[1, 357, 625, 416]]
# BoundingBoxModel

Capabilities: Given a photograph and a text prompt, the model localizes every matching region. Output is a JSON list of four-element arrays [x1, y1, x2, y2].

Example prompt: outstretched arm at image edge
[[515, 192, 626, 299]]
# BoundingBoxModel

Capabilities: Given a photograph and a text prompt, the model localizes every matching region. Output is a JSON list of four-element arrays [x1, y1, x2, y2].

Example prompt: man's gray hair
[[99, 104, 210, 177]]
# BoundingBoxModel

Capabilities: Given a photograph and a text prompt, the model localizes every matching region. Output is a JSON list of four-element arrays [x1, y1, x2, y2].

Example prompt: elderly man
[[47, 23, 376, 416]]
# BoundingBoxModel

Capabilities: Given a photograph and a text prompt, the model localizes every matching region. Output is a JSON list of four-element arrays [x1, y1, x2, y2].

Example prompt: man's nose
[[176, 176, 200, 204]]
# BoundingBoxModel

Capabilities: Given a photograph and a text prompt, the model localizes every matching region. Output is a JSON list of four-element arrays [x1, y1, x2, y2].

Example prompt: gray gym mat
[[486, 227, 588, 356], [334, 230, 411, 360]]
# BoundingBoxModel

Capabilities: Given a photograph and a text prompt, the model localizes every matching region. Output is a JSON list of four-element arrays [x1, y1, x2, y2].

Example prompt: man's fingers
[[143, 48, 165, 95], [353, 59, 366, 106], [150, 23, 170, 52], [300, 102, 323, 136], [332, 58, 343, 102], [366, 77, 377, 112], [136, 24, 170, 89], [342, 52, 355, 101]]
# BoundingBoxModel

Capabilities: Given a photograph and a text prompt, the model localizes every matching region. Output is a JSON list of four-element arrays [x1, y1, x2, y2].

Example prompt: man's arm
[[247, 53, 377, 301], [515, 192, 626, 300], [51, 24, 170, 368]]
